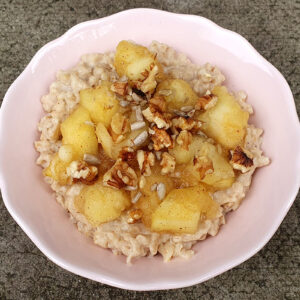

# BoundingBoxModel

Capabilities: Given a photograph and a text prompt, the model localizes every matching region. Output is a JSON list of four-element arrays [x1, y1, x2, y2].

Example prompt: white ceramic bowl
[[0, 9, 299, 291]]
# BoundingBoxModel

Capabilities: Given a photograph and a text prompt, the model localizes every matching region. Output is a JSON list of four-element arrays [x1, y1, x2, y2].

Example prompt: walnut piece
[[230, 146, 254, 173], [140, 64, 159, 93], [172, 116, 202, 132], [150, 125, 173, 151], [137, 150, 155, 176], [149, 95, 167, 112], [142, 100, 171, 129], [127, 208, 143, 224], [110, 112, 130, 136], [160, 152, 176, 175], [195, 93, 218, 111], [111, 82, 128, 96], [193, 155, 214, 180], [103, 158, 138, 189], [66, 160, 98, 184], [119, 147, 136, 162], [176, 130, 192, 150]]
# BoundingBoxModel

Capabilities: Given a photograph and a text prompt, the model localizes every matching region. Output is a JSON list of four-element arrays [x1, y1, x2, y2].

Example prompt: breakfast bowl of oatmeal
[[0, 9, 299, 290]]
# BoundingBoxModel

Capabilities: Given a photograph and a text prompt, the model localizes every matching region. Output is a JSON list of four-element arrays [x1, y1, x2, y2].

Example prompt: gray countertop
[[0, 0, 299, 299]]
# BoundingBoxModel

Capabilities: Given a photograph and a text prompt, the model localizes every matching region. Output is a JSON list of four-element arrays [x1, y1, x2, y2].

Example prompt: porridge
[[35, 41, 270, 263]]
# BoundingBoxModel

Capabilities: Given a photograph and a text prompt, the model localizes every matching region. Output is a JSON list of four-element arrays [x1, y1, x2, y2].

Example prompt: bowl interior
[[0, 9, 299, 290]]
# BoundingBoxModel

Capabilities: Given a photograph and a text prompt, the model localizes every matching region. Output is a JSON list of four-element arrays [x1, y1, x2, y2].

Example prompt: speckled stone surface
[[0, 0, 299, 299]]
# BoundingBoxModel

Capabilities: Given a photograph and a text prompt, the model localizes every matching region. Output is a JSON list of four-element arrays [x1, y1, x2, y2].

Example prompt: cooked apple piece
[[43, 153, 70, 185], [151, 186, 220, 234], [169, 135, 205, 164], [199, 142, 235, 189], [95, 122, 114, 158], [181, 141, 235, 190], [75, 183, 131, 226], [96, 121, 149, 160], [114, 40, 164, 84], [135, 194, 161, 228], [155, 79, 198, 110], [58, 144, 75, 163], [134, 165, 174, 228], [60, 106, 98, 159], [198, 86, 249, 148], [140, 165, 174, 196], [79, 81, 120, 127]]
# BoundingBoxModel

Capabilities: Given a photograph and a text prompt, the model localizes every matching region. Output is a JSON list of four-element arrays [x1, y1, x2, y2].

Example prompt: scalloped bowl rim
[[0, 8, 300, 290]]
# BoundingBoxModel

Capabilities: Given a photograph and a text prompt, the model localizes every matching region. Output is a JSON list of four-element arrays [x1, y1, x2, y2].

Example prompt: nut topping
[[140, 64, 159, 93], [150, 125, 173, 151], [229, 146, 254, 173], [103, 159, 138, 189], [83, 154, 101, 165], [137, 150, 155, 176], [176, 130, 192, 150], [134, 106, 144, 121], [133, 130, 148, 146], [111, 82, 128, 96], [149, 95, 167, 112], [172, 116, 202, 132], [193, 155, 214, 180], [119, 147, 136, 162], [66, 160, 98, 184], [157, 182, 166, 200], [142, 100, 171, 129], [160, 152, 176, 175], [195, 93, 218, 111], [131, 121, 146, 131], [127, 208, 143, 224]]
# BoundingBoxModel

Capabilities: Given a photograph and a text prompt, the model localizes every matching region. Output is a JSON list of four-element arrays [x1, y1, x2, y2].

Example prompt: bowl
[[0, 8, 299, 291]]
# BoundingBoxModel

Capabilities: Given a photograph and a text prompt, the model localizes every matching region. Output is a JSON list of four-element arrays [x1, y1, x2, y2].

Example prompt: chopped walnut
[[176, 130, 192, 150], [103, 159, 138, 189], [230, 146, 254, 173], [110, 112, 130, 136], [195, 93, 218, 111], [193, 155, 214, 180], [119, 147, 136, 162], [149, 95, 167, 112], [111, 82, 128, 96], [172, 116, 202, 132], [66, 160, 98, 184], [142, 100, 171, 129], [160, 152, 176, 175], [127, 208, 143, 224], [137, 150, 155, 176], [140, 64, 159, 93], [150, 125, 173, 151]]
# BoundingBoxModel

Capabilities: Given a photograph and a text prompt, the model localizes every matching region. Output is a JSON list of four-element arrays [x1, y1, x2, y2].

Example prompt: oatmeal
[[35, 41, 270, 263]]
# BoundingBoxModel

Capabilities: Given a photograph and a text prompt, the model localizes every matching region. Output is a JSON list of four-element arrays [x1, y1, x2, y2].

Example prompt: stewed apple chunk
[[60, 106, 98, 159], [75, 182, 131, 226], [79, 81, 120, 127], [151, 186, 220, 234], [198, 86, 249, 149], [43, 153, 70, 185], [169, 135, 205, 165], [180, 141, 235, 190], [135, 166, 175, 228], [155, 79, 198, 110], [114, 40, 164, 92]]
